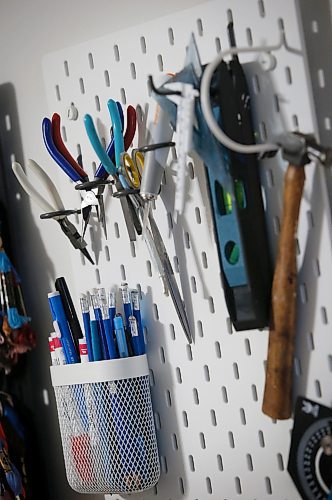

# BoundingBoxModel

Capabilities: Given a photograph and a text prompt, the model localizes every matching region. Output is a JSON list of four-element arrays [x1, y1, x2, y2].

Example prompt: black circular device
[[296, 419, 332, 500]]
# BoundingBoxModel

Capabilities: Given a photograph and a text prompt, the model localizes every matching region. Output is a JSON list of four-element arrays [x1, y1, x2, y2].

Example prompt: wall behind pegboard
[[42, 0, 332, 498]]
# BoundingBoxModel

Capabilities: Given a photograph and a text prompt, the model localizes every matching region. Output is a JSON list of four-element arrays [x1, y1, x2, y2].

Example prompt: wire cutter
[[12, 159, 94, 264]]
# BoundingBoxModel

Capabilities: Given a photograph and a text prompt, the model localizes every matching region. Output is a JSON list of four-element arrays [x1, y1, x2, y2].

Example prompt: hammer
[[262, 133, 332, 420]]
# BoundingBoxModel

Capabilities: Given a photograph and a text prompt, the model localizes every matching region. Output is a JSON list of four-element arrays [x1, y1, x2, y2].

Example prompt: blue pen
[[108, 291, 116, 324], [91, 294, 110, 360], [113, 314, 129, 358], [80, 294, 93, 362], [131, 290, 146, 355], [120, 283, 132, 327], [90, 320, 102, 361], [99, 289, 118, 359], [48, 292, 79, 364], [128, 316, 142, 357]]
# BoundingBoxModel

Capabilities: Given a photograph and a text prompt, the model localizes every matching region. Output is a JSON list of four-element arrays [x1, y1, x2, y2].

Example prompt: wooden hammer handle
[[262, 163, 305, 420]]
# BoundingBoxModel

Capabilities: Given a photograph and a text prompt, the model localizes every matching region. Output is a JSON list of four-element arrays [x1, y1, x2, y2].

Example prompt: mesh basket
[[50, 355, 160, 494]]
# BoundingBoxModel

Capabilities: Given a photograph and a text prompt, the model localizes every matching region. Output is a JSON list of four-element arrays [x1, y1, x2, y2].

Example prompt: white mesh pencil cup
[[50, 355, 160, 494]]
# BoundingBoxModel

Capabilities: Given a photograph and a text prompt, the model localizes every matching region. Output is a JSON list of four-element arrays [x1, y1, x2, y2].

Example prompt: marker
[[80, 294, 93, 362], [48, 292, 79, 364], [53, 337, 67, 365], [131, 290, 146, 355], [128, 316, 142, 357], [90, 319, 102, 361], [113, 314, 129, 358], [120, 283, 132, 327], [79, 338, 89, 363]]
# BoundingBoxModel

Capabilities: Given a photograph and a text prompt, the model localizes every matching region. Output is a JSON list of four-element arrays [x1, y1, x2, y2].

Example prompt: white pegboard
[[41, 1, 332, 498]]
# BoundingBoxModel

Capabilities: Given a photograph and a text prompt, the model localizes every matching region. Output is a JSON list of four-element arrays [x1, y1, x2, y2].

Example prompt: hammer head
[[276, 132, 332, 167]]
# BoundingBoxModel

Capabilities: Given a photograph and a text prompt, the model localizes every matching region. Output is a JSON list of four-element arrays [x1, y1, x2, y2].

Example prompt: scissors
[[84, 100, 141, 241], [12, 159, 94, 264]]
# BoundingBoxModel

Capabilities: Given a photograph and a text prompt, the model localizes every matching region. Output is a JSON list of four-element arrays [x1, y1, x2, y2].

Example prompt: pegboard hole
[[157, 54, 164, 71], [188, 161, 195, 179], [215, 341, 222, 358], [258, 0, 266, 16], [149, 368, 155, 386], [186, 344, 193, 361], [328, 355, 332, 371], [170, 323, 176, 340], [277, 453, 284, 470], [274, 94, 280, 112], [221, 386, 228, 403], [247, 453, 254, 471], [130, 242, 136, 258], [191, 276, 197, 293], [195, 206, 202, 224], [55, 84, 61, 101], [244, 338, 251, 356], [204, 365, 211, 382], [64, 60, 69, 76], [189, 455, 195, 472], [208, 296, 215, 313], [313, 258, 321, 278], [292, 114, 299, 129], [113, 44, 120, 61], [299, 283, 308, 304], [146, 260, 153, 277], [265, 477, 272, 495], [235, 477, 242, 494], [160, 456, 168, 474], [210, 409, 217, 426], [77, 143, 82, 156], [252, 384, 258, 402], [259, 121, 267, 141], [95, 95, 101, 112], [166, 390, 172, 407], [200, 432, 206, 449], [197, 320, 204, 337], [95, 268, 101, 285], [193, 387, 200, 405], [233, 362, 240, 380], [226, 8, 233, 22], [153, 303, 159, 321], [154, 411, 161, 430], [321, 306, 328, 324], [228, 431, 235, 448], [74, 212, 79, 225], [312, 20, 319, 33], [5, 114, 11, 131], [318, 68, 325, 88], [88, 52, 94, 69], [168, 27, 175, 45], [201, 251, 208, 269], [324, 117, 331, 131], [120, 87, 127, 104], [120, 264, 126, 281], [171, 432, 178, 450], [80, 252, 86, 266], [258, 430, 265, 447], [184, 231, 190, 249], [104, 70, 110, 87], [114, 222, 120, 238], [79, 78, 85, 94], [196, 18, 204, 36], [285, 66, 293, 85], [246, 27, 253, 46], [167, 212, 173, 232], [61, 126, 67, 142], [179, 477, 185, 495], [130, 62, 137, 80], [173, 256, 179, 273], [182, 411, 189, 427], [215, 37, 221, 53], [175, 367, 182, 383], [217, 454, 223, 471], [140, 36, 147, 53], [252, 74, 260, 94], [160, 346, 166, 364], [240, 408, 247, 425], [206, 477, 212, 494], [294, 357, 302, 376], [315, 379, 322, 398]]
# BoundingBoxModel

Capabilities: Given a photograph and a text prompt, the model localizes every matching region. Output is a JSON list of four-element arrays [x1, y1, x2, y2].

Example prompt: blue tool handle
[[84, 114, 117, 176], [95, 102, 124, 178], [82, 311, 93, 362], [42, 118, 83, 182], [90, 320, 102, 361], [102, 318, 118, 359], [94, 308, 110, 360]]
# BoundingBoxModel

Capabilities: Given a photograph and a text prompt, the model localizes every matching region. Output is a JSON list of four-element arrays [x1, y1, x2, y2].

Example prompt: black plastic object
[[204, 23, 272, 330]]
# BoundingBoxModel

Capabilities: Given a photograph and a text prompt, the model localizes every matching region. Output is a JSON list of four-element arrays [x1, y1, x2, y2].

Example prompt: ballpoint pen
[[48, 292, 79, 364], [120, 282, 132, 327], [55, 277, 83, 354], [131, 290, 145, 355], [91, 294, 110, 360], [98, 289, 118, 359], [90, 320, 102, 362]]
